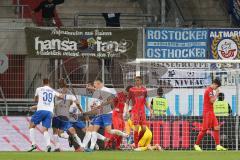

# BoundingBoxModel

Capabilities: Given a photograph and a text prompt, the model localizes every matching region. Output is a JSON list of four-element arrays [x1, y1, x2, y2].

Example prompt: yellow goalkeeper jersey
[[127, 119, 152, 147]]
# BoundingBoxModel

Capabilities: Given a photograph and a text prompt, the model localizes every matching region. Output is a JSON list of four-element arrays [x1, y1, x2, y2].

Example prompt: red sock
[[115, 136, 122, 149], [195, 130, 206, 145], [213, 130, 220, 145], [138, 130, 145, 141], [134, 131, 138, 147]]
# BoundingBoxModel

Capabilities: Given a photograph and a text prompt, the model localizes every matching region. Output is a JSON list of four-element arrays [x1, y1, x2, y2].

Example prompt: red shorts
[[112, 111, 124, 131], [202, 112, 219, 130], [131, 111, 146, 126]]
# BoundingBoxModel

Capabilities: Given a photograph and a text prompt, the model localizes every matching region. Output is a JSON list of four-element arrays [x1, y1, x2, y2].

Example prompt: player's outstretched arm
[[75, 101, 83, 113], [93, 95, 114, 110], [56, 93, 64, 99], [82, 109, 98, 116], [209, 88, 220, 104]]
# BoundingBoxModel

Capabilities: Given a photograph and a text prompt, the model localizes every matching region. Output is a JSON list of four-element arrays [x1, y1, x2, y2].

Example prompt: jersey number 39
[[43, 92, 53, 103]]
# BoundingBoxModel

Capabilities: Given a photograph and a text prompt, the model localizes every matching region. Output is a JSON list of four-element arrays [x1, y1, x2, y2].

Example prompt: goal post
[[121, 58, 240, 150]]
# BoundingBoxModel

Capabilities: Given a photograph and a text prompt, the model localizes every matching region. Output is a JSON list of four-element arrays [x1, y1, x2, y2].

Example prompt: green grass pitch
[[0, 151, 240, 160]]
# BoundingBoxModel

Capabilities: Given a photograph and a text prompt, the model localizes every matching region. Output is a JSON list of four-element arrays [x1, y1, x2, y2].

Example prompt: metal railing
[[0, 98, 35, 115], [0, 87, 7, 116], [0, 5, 31, 19], [73, 13, 158, 27], [0, 5, 37, 29]]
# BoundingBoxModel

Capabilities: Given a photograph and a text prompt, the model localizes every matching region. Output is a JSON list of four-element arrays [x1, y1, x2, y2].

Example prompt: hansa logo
[[217, 39, 238, 60], [211, 36, 239, 60]]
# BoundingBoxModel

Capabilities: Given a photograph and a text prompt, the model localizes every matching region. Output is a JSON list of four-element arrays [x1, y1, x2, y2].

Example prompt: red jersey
[[203, 86, 215, 114], [113, 92, 127, 113], [128, 86, 147, 114]]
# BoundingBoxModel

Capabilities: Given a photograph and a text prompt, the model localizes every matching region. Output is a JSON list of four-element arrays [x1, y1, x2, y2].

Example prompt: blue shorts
[[31, 110, 53, 129], [91, 113, 112, 127], [71, 121, 86, 129], [52, 116, 72, 131]]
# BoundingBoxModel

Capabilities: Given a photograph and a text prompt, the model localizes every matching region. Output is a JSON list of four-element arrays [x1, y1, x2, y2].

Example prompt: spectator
[[151, 87, 168, 116], [214, 92, 232, 116], [33, 0, 64, 26], [102, 13, 121, 27]]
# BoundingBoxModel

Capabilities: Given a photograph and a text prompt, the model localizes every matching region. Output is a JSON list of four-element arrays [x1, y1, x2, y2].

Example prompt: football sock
[[53, 134, 60, 149], [213, 130, 220, 145], [82, 132, 92, 148], [195, 130, 207, 145], [134, 131, 139, 147], [60, 132, 69, 139], [96, 132, 106, 141], [29, 128, 36, 146], [73, 134, 83, 148], [43, 131, 51, 146], [138, 130, 145, 141], [109, 129, 128, 137], [90, 132, 98, 150]]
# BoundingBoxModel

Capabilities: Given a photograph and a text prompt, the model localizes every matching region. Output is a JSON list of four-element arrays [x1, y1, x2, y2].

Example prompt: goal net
[[121, 59, 240, 150]]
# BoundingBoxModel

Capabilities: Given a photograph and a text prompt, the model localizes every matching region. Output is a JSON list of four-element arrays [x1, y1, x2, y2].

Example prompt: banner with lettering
[[147, 62, 211, 88], [147, 116, 236, 150], [25, 27, 138, 59], [145, 28, 208, 59], [209, 29, 240, 59]]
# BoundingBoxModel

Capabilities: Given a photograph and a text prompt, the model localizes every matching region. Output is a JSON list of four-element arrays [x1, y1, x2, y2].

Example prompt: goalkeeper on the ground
[[126, 119, 162, 151]]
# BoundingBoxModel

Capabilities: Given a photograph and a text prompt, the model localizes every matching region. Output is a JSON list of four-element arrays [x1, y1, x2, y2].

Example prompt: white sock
[[73, 134, 83, 148], [29, 128, 36, 145], [53, 134, 60, 149], [96, 132, 106, 141], [82, 132, 92, 149], [60, 132, 69, 139], [43, 131, 51, 147], [90, 132, 98, 150], [109, 129, 128, 137]]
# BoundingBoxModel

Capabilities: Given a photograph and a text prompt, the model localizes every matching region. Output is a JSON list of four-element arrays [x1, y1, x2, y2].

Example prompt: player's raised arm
[[91, 92, 115, 111], [210, 92, 218, 104], [209, 79, 221, 104], [100, 95, 115, 108]]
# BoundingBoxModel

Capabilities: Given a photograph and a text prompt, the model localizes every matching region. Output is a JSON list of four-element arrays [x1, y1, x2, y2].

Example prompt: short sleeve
[[54, 90, 61, 97], [112, 96, 118, 105], [34, 88, 39, 97], [66, 94, 77, 101]]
